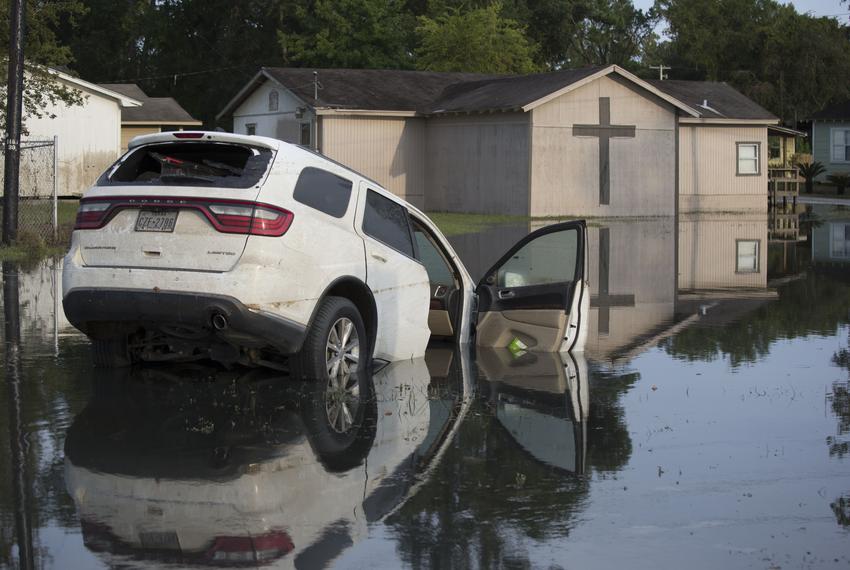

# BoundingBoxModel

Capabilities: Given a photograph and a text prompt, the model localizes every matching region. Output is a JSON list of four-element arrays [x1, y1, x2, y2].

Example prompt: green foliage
[[798, 161, 826, 193], [568, 0, 658, 67], [827, 172, 850, 196], [415, 4, 539, 73], [0, 0, 87, 129], [653, 0, 850, 122], [279, 0, 414, 69]]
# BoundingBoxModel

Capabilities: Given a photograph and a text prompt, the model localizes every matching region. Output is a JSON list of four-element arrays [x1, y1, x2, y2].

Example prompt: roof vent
[[702, 99, 709, 107]]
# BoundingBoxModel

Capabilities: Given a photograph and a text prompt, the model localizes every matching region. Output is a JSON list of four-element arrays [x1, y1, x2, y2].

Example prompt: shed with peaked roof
[[218, 65, 777, 216], [98, 84, 202, 150]]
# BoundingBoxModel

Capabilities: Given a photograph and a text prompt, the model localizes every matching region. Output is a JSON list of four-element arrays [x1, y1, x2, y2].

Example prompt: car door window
[[413, 228, 454, 285], [292, 167, 352, 218], [496, 228, 578, 288], [362, 190, 415, 257]]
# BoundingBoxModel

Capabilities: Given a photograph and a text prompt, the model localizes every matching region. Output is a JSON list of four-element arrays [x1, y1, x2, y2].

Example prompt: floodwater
[[1, 207, 849, 569]]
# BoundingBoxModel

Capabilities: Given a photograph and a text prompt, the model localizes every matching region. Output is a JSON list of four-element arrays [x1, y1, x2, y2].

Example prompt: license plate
[[139, 530, 181, 550], [135, 210, 178, 232]]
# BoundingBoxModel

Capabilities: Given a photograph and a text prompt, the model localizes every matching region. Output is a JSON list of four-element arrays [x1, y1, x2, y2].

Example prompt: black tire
[[91, 337, 132, 368], [292, 296, 369, 382]]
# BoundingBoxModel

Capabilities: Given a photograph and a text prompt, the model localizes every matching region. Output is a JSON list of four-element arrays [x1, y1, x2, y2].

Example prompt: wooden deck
[[768, 167, 801, 210]]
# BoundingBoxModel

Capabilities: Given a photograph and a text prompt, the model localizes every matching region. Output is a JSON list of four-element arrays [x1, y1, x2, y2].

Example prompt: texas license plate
[[139, 530, 180, 550], [135, 210, 178, 232]]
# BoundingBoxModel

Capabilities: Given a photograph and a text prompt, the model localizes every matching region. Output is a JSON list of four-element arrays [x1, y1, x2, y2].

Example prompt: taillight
[[73, 197, 294, 237], [205, 532, 294, 563]]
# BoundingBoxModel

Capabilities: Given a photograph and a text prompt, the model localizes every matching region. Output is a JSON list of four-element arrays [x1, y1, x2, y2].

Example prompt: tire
[[91, 337, 132, 368], [292, 296, 369, 382]]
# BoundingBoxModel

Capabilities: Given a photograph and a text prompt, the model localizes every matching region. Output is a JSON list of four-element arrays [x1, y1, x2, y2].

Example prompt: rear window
[[98, 142, 273, 188]]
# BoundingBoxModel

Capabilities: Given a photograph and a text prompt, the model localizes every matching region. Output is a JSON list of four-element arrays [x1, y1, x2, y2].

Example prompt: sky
[[633, 0, 849, 19]]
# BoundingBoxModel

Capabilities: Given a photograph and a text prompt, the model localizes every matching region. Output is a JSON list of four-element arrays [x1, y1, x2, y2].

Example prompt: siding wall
[[679, 125, 768, 212], [17, 83, 122, 196], [530, 75, 677, 217], [121, 126, 160, 151], [812, 120, 850, 178], [232, 79, 315, 145], [678, 213, 768, 289], [425, 112, 530, 215], [320, 116, 426, 208]]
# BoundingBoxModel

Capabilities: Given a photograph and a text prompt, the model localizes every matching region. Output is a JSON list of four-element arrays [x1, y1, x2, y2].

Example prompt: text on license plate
[[135, 210, 178, 232], [139, 530, 181, 550]]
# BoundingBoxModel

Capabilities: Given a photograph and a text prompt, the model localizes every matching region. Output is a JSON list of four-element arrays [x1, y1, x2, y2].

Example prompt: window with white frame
[[830, 222, 850, 259], [831, 128, 850, 163], [736, 142, 760, 175], [736, 239, 760, 273]]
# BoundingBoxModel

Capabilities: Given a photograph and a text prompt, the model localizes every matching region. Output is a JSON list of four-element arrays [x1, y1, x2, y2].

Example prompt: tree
[[279, 0, 414, 69], [0, 0, 86, 129], [415, 3, 538, 73], [567, 0, 659, 67]]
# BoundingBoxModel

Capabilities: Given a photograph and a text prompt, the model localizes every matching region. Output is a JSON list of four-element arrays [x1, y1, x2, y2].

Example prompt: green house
[[811, 101, 850, 179]]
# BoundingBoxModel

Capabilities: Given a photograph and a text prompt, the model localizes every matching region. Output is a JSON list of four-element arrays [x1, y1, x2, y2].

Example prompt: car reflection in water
[[64, 348, 473, 568], [477, 347, 589, 475]]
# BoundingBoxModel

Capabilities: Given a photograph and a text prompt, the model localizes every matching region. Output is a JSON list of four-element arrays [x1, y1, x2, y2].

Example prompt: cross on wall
[[572, 97, 636, 206]]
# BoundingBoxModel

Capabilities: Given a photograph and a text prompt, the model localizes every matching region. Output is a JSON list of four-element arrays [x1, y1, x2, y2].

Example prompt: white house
[[10, 68, 141, 196]]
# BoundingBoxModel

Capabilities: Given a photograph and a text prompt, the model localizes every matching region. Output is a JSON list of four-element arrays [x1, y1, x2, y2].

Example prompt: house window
[[830, 223, 850, 259], [268, 90, 279, 112], [831, 128, 850, 163], [736, 142, 760, 175], [300, 123, 311, 147], [245, 123, 256, 136], [768, 138, 781, 160], [736, 239, 760, 273]]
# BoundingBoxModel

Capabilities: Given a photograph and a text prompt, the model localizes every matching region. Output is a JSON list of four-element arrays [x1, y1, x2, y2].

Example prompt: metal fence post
[[52, 135, 58, 243]]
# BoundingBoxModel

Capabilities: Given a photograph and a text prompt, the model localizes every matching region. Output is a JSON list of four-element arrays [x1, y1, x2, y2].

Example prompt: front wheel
[[292, 296, 369, 382]]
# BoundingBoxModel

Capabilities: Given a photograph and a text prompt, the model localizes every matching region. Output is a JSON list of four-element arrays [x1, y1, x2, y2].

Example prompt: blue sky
[[633, 0, 849, 19]]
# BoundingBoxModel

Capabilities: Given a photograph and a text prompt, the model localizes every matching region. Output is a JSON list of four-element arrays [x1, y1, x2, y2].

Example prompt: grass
[[426, 212, 529, 236], [0, 199, 78, 262]]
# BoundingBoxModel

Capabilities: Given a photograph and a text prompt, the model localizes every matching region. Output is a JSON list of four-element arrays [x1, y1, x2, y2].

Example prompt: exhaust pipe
[[211, 312, 229, 331]]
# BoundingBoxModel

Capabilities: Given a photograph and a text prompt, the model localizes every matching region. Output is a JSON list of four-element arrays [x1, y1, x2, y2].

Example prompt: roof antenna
[[313, 71, 318, 101], [650, 64, 670, 80]]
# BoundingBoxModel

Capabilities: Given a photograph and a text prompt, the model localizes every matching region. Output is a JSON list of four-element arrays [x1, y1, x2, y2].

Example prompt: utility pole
[[3, 0, 26, 245], [650, 64, 671, 81]]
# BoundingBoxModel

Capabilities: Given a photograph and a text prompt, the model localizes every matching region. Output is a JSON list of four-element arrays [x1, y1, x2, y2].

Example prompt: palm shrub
[[798, 161, 826, 194], [827, 172, 850, 196]]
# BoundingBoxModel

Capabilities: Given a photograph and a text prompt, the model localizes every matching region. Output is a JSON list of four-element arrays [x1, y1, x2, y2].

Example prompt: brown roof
[[99, 83, 201, 125], [810, 100, 850, 121], [262, 68, 496, 112], [648, 80, 776, 121]]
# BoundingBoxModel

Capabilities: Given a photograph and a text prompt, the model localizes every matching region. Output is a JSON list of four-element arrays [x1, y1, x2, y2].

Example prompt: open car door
[[475, 220, 588, 353]]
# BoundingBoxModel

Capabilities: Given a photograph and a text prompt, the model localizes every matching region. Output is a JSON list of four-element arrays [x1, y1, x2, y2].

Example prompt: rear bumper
[[63, 288, 307, 354]]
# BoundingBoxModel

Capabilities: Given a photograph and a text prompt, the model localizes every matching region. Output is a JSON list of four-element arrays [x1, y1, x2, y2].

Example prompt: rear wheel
[[91, 337, 132, 368], [293, 296, 368, 382]]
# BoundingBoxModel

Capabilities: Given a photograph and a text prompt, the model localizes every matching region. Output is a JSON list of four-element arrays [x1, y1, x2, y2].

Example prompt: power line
[[105, 63, 256, 83]]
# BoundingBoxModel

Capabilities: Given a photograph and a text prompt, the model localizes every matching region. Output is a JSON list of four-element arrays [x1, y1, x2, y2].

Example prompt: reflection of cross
[[590, 227, 635, 335], [573, 97, 636, 205]]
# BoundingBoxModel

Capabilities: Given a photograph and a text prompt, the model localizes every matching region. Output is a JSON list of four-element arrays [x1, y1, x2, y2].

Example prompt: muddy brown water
[[1, 209, 849, 569]]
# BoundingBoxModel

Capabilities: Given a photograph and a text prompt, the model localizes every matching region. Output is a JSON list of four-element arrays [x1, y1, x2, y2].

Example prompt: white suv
[[63, 132, 589, 380]]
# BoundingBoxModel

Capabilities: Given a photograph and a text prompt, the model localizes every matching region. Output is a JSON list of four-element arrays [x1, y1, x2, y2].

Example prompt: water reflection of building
[[812, 218, 850, 268], [64, 355, 469, 568], [678, 212, 769, 289]]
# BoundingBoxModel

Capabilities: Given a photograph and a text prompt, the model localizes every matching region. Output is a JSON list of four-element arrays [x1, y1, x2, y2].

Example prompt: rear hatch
[[75, 134, 283, 272]]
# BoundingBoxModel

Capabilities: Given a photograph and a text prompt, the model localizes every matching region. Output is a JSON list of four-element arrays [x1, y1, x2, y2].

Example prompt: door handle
[[498, 289, 515, 299], [371, 253, 387, 263]]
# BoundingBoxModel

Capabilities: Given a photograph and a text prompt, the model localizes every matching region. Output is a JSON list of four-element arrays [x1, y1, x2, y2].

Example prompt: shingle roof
[[262, 68, 497, 112], [648, 80, 776, 120], [425, 67, 603, 114], [99, 83, 201, 124], [810, 100, 850, 121]]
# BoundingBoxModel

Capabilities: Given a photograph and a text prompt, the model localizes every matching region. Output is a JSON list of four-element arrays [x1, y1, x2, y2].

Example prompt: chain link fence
[[0, 138, 58, 243]]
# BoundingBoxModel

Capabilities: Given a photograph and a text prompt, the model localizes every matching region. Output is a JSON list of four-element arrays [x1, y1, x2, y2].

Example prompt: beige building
[[218, 66, 778, 216], [99, 83, 202, 150]]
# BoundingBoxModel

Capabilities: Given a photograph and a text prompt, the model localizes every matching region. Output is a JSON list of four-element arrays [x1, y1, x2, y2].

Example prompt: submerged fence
[[0, 137, 59, 243]]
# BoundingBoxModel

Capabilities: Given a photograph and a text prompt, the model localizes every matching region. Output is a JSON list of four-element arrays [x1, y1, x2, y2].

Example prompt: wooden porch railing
[[768, 167, 802, 210]]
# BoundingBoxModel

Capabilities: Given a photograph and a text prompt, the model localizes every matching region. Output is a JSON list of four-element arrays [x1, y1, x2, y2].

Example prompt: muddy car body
[[63, 132, 589, 378]]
